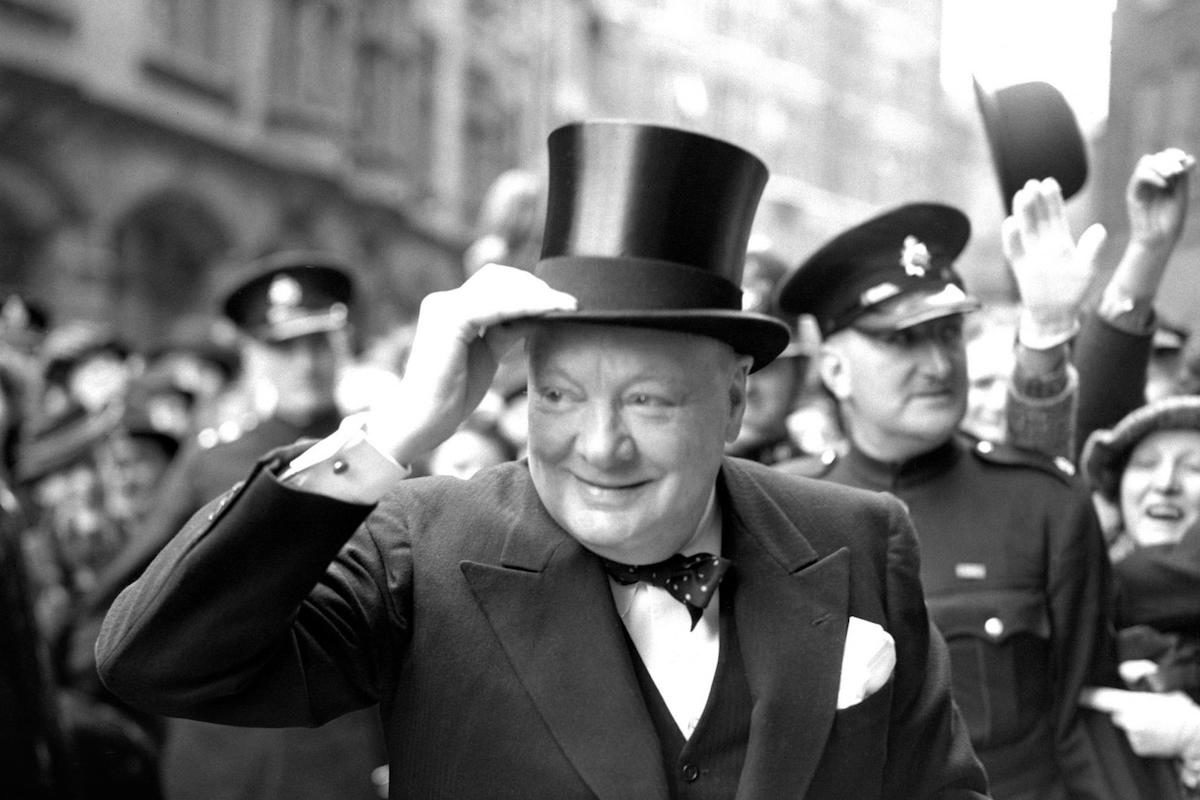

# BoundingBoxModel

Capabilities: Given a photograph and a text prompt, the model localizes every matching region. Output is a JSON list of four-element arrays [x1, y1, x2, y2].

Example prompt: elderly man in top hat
[[83, 252, 387, 800], [96, 122, 988, 800], [776, 203, 1144, 799]]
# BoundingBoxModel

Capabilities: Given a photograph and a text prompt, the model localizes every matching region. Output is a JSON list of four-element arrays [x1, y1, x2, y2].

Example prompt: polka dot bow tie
[[601, 552, 734, 630]]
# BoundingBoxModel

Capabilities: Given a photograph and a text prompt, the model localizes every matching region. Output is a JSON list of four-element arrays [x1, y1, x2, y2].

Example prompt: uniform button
[[680, 763, 700, 782], [976, 440, 994, 454], [984, 616, 1004, 638]]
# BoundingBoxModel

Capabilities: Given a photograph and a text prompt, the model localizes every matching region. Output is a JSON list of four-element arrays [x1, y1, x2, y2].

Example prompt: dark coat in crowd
[[85, 406, 386, 800], [818, 432, 1134, 800], [1106, 523, 1200, 799]]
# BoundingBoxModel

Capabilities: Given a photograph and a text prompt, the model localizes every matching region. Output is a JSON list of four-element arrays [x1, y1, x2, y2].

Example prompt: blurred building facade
[[1101, 0, 1200, 330], [570, 0, 991, 267], [0, 0, 997, 345]]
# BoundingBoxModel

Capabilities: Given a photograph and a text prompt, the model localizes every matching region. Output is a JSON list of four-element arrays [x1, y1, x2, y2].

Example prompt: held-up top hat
[[531, 120, 790, 372], [1082, 395, 1200, 503], [221, 250, 355, 343], [775, 202, 979, 337], [974, 78, 1088, 214]]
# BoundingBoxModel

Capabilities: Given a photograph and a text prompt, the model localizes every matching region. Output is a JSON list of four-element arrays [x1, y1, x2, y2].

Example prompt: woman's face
[[1120, 429, 1200, 547]]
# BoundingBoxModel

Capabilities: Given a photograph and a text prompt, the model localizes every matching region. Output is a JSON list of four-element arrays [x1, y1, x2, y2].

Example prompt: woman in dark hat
[[1080, 395, 1200, 798]]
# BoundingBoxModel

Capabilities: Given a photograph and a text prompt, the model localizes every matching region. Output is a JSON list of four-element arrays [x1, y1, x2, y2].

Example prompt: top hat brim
[[532, 309, 791, 373]]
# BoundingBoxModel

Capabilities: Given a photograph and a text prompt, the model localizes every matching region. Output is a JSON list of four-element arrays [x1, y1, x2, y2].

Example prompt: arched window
[[110, 194, 230, 341]]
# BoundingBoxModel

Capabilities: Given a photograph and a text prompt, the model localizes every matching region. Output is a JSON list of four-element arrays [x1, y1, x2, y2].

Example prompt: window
[[269, 0, 350, 129], [463, 65, 517, 220], [0, 0, 76, 31], [152, 0, 224, 65], [143, 0, 232, 100], [353, 0, 428, 173]]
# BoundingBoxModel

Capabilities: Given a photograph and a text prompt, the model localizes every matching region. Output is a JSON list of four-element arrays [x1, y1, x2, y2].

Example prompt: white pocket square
[[837, 616, 896, 709]]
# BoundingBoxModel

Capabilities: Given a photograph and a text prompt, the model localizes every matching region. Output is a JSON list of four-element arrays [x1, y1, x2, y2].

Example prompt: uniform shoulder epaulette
[[196, 411, 261, 450], [968, 437, 1076, 484]]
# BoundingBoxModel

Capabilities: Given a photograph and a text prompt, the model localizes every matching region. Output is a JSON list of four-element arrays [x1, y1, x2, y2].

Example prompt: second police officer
[[776, 203, 1142, 800]]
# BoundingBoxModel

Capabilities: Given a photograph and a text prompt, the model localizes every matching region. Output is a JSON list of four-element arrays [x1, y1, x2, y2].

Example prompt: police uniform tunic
[[819, 432, 1117, 800]]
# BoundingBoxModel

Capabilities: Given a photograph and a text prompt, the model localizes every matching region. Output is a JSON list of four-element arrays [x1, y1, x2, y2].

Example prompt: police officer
[[776, 203, 1132, 800], [81, 250, 386, 800]]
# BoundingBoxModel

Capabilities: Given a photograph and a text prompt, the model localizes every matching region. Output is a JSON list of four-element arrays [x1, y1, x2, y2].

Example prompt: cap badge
[[899, 235, 930, 277], [267, 275, 304, 324]]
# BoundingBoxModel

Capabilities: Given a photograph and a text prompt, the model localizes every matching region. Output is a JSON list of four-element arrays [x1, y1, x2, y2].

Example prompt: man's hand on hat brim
[[367, 263, 576, 464]]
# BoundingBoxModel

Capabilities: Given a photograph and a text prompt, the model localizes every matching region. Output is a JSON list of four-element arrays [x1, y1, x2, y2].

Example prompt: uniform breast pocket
[[928, 590, 1052, 748]]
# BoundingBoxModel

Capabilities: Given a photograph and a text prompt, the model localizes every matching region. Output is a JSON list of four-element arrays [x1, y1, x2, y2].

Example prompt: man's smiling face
[[526, 322, 748, 563]]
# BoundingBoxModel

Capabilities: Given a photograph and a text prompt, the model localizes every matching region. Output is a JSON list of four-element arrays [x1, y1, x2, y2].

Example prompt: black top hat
[[531, 121, 790, 372], [974, 78, 1088, 214], [776, 202, 979, 337], [221, 251, 355, 342]]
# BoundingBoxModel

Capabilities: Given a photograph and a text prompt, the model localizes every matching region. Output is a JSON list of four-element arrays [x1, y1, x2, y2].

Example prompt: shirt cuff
[[280, 416, 411, 504]]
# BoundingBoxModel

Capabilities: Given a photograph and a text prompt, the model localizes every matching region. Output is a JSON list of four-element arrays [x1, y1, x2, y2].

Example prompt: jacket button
[[680, 763, 700, 782], [984, 616, 1005, 638]]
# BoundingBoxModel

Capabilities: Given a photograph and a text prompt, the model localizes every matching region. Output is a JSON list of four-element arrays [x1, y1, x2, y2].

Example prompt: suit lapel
[[721, 461, 851, 800], [459, 462, 851, 799], [460, 492, 669, 800]]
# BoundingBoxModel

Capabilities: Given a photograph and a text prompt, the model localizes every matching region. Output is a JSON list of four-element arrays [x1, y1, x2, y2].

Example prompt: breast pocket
[[928, 589, 1052, 748]]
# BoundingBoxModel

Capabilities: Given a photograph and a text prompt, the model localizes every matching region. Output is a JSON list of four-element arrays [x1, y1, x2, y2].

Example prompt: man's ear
[[818, 342, 852, 401], [724, 355, 753, 443]]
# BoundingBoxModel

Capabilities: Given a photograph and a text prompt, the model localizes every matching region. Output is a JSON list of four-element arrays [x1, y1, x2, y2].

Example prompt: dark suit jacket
[[96, 454, 988, 799]]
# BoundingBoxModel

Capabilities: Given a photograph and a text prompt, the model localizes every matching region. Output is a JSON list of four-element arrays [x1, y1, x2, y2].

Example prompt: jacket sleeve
[[94, 449, 388, 728], [881, 497, 992, 800], [1074, 311, 1153, 462], [1006, 363, 1078, 462]]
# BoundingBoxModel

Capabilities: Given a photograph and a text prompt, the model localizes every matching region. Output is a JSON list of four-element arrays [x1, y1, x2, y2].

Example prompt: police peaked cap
[[775, 202, 979, 337], [221, 250, 355, 342]]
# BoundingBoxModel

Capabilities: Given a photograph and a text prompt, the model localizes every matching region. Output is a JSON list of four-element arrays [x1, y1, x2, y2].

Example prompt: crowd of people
[[1, 114, 1200, 799]]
